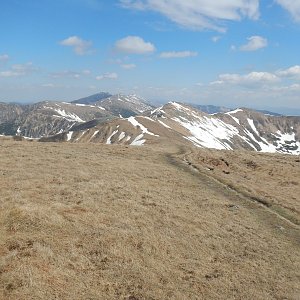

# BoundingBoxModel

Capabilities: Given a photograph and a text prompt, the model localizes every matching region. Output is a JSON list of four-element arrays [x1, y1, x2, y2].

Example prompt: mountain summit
[[71, 92, 112, 105]]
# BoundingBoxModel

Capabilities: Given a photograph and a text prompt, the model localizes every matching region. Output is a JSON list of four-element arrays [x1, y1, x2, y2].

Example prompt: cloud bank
[[120, 0, 260, 32]]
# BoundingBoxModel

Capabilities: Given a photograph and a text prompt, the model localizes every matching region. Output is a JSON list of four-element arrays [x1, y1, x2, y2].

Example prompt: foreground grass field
[[0, 140, 299, 299]]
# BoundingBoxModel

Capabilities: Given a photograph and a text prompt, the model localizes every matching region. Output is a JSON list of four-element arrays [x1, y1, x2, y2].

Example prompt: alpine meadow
[[0, 1, 300, 299]]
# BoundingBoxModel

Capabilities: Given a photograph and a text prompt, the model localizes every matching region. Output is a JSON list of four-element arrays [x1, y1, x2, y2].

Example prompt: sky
[[1, 0, 300, 113]]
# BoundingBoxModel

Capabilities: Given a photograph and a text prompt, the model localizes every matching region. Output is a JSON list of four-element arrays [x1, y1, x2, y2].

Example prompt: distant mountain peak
[[0, 93, 154, 138], [189, 103, 231, 114], [94, 94, 154, 118], [71, 92, 112, 105]]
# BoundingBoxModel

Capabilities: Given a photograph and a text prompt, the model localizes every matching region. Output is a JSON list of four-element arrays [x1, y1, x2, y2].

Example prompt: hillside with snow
[[41, 101, 300, 155], [0, 94, 152, 138]]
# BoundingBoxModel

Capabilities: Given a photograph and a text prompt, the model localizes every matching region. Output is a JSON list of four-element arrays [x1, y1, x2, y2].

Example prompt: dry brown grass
[[184, 148, 300, 225], [0, 140, 299, 299]]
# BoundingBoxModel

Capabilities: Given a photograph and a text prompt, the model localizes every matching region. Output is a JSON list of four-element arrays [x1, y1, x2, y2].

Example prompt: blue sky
[[1, 0, 300, 112]]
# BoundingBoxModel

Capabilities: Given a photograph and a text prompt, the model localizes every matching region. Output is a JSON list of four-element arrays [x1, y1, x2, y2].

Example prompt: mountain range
[[0, 94, 152, 138], [1, 93, 299, 155]]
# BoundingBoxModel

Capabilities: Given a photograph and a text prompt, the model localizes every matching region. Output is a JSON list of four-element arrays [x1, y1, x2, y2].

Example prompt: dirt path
[[166, 148, 300, 242], [171, 150, 300, 229]]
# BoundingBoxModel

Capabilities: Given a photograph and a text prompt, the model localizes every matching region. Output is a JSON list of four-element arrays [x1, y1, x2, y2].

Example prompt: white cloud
[[239, 72, 279, 82], [60, 36, 92, 55], [277, 65, 300, 78], [0, 71, 19, 77], [115, 36, 155, 54], [210, 80, 224, 85], [275, 0, 300, 22], [270, 83, 300, 92], [96, 72, 118, 80], [211, 66, 300, 88], [50, 70, 91, 79], [0, 62, 37, 77], [211, 36, 221, 43], [289, 83, 300, 90], [159, 51, 198, 58], [239, 36, 268, 51], [214, 71, 279, 86], [120, 0, 260, 32], [0, 54, 9, 61], [121, 63, 136, 69], [11, 62, 36, 72]]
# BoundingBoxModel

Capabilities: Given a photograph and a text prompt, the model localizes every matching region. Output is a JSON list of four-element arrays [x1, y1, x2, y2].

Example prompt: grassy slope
[[0, 141, 299, 299], [184, 148, 300, 225]]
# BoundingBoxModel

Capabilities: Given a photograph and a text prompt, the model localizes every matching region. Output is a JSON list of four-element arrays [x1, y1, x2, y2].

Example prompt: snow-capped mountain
[[0, 93, 153, 138], [0, 101, 114, 138], [2, 93, 300, 154], [41, 101, 300, 155], [93, 94, 154, 118]]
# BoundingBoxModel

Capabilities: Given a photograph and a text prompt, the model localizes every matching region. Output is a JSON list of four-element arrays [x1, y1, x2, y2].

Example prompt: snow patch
[[243, 128, 276, 153], [76, 131, 86, 141], [158, 120, 171, 129], [66, 131, 73, 141], [226, 109, 243, 114], [170, 102, 191, 112], [106, 130, 118, 144], [151, 106, 165, 114], [52, 108, 84, 122], [130, 134, 145, 146], [272, 131, 300, 155], [141, 116, 155, 122], [75, 103, 99, 108], [127, 117, 159, 136], [90, 130, 99, 140], [247, 119, 260, 136], [118, 132, 126, 141], [173, 116, 238, 150], [225, 109, 243, 124], [228, 115, 240, 124]]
